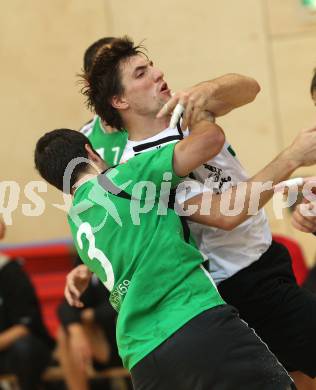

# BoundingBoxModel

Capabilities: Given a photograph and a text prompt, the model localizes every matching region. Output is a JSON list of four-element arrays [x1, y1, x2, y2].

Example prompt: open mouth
[[160, 82, 170, 94]]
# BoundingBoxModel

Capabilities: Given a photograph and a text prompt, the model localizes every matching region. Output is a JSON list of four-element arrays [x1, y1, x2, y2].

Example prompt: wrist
[[278, 147, 301, 173]]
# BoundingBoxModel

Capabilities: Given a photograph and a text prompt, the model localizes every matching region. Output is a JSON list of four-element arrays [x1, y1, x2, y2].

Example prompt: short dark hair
[[34, 129, 92, 193], [311, 69, 316, 95], [83, 37, 116, 73], [82, 36, 146, 130]]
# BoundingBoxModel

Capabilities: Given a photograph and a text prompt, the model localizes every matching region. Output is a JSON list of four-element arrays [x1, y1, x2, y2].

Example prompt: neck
[[100, 119, 116, 134], [72, 171, 98, 195], [124, 115, 170, 141]]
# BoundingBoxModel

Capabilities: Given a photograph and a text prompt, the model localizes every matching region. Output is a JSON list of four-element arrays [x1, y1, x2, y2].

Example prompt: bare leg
[[56, 327, 89, 390], [83, 321, 110, 364]]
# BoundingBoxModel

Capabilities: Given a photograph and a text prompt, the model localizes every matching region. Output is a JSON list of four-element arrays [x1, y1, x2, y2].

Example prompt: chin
[[163, 91, 172, 100]]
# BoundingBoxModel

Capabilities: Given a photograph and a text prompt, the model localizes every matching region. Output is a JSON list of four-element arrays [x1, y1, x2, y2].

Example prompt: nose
[[152, 66, 164, 82]]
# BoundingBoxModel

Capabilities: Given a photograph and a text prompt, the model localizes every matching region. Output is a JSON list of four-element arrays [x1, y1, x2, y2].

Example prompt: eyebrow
[[133, 64, 147, 76], [132, 60, 153, 77]]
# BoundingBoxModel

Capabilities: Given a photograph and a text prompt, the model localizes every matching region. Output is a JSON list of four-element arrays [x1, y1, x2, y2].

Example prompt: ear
[[85, 144, 106, 172], [111, 95, 129, 110], [85, 144, 99, 161]]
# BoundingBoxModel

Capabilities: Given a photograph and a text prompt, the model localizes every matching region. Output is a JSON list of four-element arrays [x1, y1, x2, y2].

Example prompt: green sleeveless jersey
[[68, 143, 224, 370], [80, 116, 128, 167]]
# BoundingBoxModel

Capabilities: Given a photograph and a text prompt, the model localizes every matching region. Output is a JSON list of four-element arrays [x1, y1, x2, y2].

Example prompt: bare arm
[[157, 73, 260, 128], [173, 120, 225, 177], [189, 74, 260, 116], [0, 325, 29, 351], [186, 125, 316, 230]]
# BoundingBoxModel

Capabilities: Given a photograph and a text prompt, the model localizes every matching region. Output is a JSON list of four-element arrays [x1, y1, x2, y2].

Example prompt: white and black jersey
[[120, 127, 184, 163], [119, 125, 272, 285]]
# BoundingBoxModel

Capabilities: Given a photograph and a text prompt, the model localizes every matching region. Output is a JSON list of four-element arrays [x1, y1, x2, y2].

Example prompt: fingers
[[291, 216, 312, 233], [157, 89, 214, 129], [157, 92, 190, 129], [169, 94, 190, 128], [274, 176, 316, 193], [302, 125, 316, 133], [64, 271, 84, 307], [274, 177, 304, 192], [303, 176, 316, 187], [170, 103, 185, 128], [156, 93, 180, 118], [64, 283, 84, 308], [292, 212, 316, 232], [291, 203, 316, 233], [181, 97, 195, 130]]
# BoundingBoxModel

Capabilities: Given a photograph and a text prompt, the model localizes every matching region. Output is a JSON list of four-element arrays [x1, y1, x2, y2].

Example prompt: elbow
[[214, 127, 226, 153], [207, 217, 238, 231], [230, 73, 261, 102], [205, 124, 226, 157], [219, 220, 237, 231], [243, 75, 261, 103], [250, 78, 261, 101], [215, 220, 235, 231]]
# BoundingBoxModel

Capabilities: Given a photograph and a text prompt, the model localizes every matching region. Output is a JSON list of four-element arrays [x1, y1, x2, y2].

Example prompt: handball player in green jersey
[[34, 36, 296, 388], [72, 38, 316, 389]]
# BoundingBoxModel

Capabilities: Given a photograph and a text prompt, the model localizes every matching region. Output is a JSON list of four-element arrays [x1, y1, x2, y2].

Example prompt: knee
[[10, 334, 34, 362], [10, 334, 50, 365]]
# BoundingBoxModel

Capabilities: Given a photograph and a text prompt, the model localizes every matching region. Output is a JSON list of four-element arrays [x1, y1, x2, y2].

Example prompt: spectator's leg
[[290, 372, 316, 390], [92, 318, 122, 367], [7, 334, 51, 390], [83, 321, 110, 364], [56, 326, 89, 390]]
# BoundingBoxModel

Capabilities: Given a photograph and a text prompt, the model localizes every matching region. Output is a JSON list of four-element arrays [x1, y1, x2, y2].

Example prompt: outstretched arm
[[186, 125, 316, 230], [157, 73, 260, 129]]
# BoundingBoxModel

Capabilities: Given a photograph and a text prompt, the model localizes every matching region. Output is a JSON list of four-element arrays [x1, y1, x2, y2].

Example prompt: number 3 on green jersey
[[77, 222, 115, 291]]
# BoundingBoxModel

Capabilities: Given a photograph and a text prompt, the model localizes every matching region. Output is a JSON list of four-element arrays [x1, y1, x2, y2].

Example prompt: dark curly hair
[[81, 36, 146, 130], [83, 37, 115, 73]]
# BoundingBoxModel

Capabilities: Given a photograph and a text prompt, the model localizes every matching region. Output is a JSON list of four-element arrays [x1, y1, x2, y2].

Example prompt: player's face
[[119, 54, 171, 116], [312, 89, 316, 107]]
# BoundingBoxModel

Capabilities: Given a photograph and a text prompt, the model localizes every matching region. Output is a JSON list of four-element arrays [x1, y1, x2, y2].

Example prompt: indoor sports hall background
[[1, 0, 316, 263]]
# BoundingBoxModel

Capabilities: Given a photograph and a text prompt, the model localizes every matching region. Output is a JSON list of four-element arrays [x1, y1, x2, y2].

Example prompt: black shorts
[[131, 305, 293, 390], [218, 240, 316, 377]]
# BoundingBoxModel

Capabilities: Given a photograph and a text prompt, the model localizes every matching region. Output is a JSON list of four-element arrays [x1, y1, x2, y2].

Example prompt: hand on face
[[156, 83, 215, 130]]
